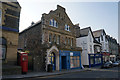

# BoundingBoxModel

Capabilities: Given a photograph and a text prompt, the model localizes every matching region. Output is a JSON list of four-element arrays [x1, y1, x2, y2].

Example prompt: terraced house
[[18, 5, 82, 72], [0, 1, 21, 75], [106, 35, 119, 61]]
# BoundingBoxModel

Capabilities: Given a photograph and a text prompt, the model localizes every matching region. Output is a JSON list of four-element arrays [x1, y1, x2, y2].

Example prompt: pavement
[[2, 66, 119, 79]]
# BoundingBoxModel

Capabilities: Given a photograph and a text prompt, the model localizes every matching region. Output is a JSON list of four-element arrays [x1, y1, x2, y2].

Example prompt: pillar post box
[[20, 52, 28, 74]]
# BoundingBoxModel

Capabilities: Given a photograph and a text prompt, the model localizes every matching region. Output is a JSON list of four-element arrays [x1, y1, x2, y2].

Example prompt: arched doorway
[[48, 52, 56, 70], [46, 46, 59, 71]]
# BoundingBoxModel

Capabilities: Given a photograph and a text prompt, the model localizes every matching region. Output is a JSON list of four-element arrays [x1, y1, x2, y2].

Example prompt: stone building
[[0, 1, 21, 75], [18, 5, 82, 72]]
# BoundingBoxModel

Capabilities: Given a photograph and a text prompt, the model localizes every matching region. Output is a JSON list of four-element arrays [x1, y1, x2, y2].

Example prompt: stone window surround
[[48, 32, 74, 47], [49, 19, 58, 28], [65, 24, 70, 32]]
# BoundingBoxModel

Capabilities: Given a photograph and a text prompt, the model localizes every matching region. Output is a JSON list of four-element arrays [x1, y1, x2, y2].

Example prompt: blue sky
[[17, 0, 119, 43]]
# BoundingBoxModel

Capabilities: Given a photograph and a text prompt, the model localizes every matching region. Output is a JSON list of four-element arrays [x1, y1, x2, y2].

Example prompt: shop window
[[70, 56, 80, 68], [0, 9, 1, 25], [90, 58, 94, 65]]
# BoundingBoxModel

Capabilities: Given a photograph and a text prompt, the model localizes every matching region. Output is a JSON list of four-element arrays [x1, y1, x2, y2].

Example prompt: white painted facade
[[76, 30, 94, 66], [95, 31, 109, 53]]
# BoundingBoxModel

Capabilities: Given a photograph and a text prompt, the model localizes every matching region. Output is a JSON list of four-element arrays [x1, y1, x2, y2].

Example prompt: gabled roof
[[79, 27, 101, 44], [19, 20, 41, 34], [80, 27, 92, 37], [93, 29, 106, 38]]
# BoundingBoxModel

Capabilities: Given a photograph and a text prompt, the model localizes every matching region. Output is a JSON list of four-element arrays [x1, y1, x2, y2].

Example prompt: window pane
[[90, 58, 94, 64], [49, 57, 51, 63], [77, 60, 80, 67]]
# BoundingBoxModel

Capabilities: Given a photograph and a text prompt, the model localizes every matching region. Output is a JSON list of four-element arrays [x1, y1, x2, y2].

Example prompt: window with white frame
[[65, 24, 70, 31], [0, 9, 2, 25], [49, 19, 58, 28]]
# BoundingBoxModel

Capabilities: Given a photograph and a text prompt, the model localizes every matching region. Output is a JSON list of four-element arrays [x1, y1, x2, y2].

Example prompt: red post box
[[20, 52, 28, 74]]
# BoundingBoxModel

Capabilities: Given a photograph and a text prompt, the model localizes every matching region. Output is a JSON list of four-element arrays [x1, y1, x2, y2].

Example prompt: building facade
[[93, 29, 109, 62], [0, 1, 21, 65], [0, 1, 21, 75], [106, 35, 119, 61], [76, 27, 102, 67], [18, 5, 82, 72]]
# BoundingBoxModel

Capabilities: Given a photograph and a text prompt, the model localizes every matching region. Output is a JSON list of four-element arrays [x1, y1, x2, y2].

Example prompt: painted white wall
[[76, 30, 94, 66], [95, 31, 109, 53]]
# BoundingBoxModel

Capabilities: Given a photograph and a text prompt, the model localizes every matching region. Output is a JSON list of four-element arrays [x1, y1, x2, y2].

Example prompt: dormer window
[[65, 24, 70, 31], [49, 19, 58, 28]]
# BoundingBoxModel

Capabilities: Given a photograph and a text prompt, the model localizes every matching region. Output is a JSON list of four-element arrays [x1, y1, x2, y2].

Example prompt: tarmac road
[[13, 66, 119, 79]]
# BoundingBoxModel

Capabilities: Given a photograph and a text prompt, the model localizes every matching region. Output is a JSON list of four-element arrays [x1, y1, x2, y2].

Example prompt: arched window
[[0, 37, 7, 59]]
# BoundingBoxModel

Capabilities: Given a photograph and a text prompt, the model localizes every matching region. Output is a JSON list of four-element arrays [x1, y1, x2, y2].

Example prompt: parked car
[[112, 61, 119, 67], [117, 60, 120, 64], [101, 61, 113, 69]]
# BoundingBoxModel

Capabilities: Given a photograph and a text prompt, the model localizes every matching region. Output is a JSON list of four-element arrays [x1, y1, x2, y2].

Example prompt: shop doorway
[[61, 56, 67, 69]]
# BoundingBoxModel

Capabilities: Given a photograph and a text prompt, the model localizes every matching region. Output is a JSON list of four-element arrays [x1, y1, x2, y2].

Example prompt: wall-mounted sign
[[70, 52, 73, 56]]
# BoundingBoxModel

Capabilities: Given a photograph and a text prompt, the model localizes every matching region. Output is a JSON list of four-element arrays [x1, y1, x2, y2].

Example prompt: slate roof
[[20, 20, 41, 34], [93, 29, 103, 38]]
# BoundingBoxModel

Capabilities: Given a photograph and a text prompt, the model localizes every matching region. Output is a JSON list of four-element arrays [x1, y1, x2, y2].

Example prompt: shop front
[[102, 52, 110, 62], [59, 50, 81, 71], [110, 55, 116, 62], [88, 54, 103, 68]]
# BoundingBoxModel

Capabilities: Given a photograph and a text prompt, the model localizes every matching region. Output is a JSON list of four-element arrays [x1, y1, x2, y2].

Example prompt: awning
[[102, 52, 110, 56]]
